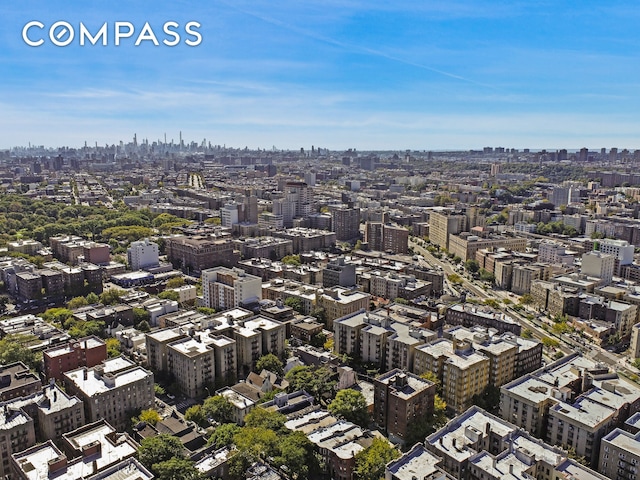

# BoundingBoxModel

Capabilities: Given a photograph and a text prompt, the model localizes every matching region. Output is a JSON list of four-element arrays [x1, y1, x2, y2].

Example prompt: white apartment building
[[127, 238, 159, 271], [202, 267, 262, 310]]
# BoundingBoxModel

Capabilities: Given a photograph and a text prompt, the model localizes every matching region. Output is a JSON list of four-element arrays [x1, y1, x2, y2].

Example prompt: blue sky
[[3, 1, 640, 150]]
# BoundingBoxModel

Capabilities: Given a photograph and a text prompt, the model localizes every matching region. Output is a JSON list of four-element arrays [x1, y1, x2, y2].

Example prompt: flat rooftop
[[386, 444, 443, 480]]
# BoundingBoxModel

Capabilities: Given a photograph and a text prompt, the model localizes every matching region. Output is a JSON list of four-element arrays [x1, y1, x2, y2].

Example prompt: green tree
[[310, 307, 327, 325], [158, 290, 180, 301], [85, 292, 99, 304], [153, 213, 184, 228], [207, 423, 240, 449], [138, 409, 161, 426], [328, 389, 369, 427], [137, 320, 151, 333], [137, 434, 184, 469], [552, 321, 571, 335], [284, 296, 304, 313], [196, 306, 216, 315], [310, 331, 327, 348], [273, 431, 314, 479], [152, 458, 201, 480], [354, 437, 400, 480], [99, 288, 125, 305], [479, 269, 495, 283], [394, 297, 409, 305], [519, 293, 534, 305], [483, 298, 500, 309], [541, 336, 560, 348], [185, 405, 208, 427], [419, 370, 441, 393], [255, 353, 284, 376], [464, 259, 480, 273], [41, 307, 73, 326], [233, 427, 279, 462], [286, 365, 336, 402], [566, 446, 589, 466], [447, 273, 463, 285], [202, 395, 234, 424], [0, 334, 40, 370], [166, 277, 185, 289], [244, 408, 286, 432], [521, 329, 533, 339], [105, 338, 121, 358], [67, 296, 88, 309], [281, 254, 301, 266], [133, 308, 150, 326]]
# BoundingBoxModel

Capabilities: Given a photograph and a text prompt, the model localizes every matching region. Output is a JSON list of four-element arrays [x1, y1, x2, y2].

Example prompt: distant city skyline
[[9, 134, 639, 156], [3, 1, 640, 150]]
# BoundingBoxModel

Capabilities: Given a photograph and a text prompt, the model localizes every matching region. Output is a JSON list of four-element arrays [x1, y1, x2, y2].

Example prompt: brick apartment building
[[43, 336, 108, 381]]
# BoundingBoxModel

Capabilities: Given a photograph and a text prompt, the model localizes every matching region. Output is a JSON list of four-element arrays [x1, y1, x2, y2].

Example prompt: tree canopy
[[327, 389, 369, 427], [137, 434, 184, 469], [0, 334, 41, 370], [285, 365, 336, 402], [354, 437, 400, 480], [207, 423, 240, 449], [255, 353, 284, 376], [202, 395, 234, 424]]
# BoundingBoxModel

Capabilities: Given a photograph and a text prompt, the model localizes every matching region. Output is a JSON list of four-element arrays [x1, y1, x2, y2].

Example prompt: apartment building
[[596, 238, 634, 275], [448, 233, 526, 262], [426, 405, 607, 480], [262, 279, 318, 315], [0, 363, 42, 402], [202, 267, 262, 310], [272, 228, 336, 253], [511, 263, 551, 295], [147, 311, 284, 383], [429, 211, 467, 251], [599, 428, 640, 480], [414, 338, 490, 414], [445, 304, 521, 335], [0, 406, 36, 478], [323, 257, 356, 288], [365, 223, 409, 254], [537, 242, 575, 265], [236, 237, 293, 260], [334, 309, 436, 372], [385, 444, 452, 480], [166, 235, 238, 274], [545, 372, 640, 468], [167, 333, 237, 397], [3, 383, 85, 445], [11, 420, 139, 480], [359, 270, 431, 301], [43, 336, 107, 381], [529, 280, 580, 318], [127, 238, 159, 271], [446, 327, 518, 388], [581, 251, 615, 285], [373, 369, 436, 444], [331, 206, 361, 242], [318, 287, 371, 329], [426, 406, 516, 480], [63, 357, 154, 432], [284, 409, 376, 480], [501, 353, 640, 468]]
